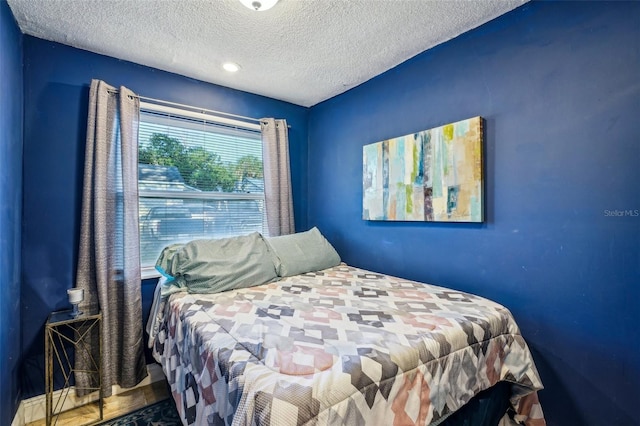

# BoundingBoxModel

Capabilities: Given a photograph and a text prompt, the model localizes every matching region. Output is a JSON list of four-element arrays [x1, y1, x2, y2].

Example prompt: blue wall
[[20, 36, 309, 397], [308, 2, 639, 425], [0, 1, 23, 423]]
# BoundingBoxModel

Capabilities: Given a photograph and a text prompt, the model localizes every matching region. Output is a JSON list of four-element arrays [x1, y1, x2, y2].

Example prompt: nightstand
[[45, 309, 103, 426]]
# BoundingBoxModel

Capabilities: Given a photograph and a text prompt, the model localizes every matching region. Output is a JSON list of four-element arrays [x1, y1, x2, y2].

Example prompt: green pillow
[[168, 233, 278, 293], [266, 227, 341, 277], [155, 243, 185, 283]]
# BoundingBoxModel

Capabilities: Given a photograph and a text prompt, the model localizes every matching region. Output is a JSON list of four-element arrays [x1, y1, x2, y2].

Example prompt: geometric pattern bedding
[[151, 264, 545, 426]]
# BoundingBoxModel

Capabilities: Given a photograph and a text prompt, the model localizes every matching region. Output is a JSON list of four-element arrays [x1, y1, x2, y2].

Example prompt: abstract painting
[[363, 116, 483, 222]]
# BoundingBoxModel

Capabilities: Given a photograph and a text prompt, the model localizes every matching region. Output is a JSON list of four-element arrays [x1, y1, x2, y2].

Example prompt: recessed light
[[238, 0, 279, 12], [223, 62, 241, 73]]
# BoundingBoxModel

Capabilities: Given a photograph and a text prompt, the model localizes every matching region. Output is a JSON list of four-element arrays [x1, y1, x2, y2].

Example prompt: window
[[138, 102, 266, 272]]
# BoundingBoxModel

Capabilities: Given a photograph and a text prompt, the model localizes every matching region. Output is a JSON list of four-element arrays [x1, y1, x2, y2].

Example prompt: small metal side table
[[45, 309, 103, 426]]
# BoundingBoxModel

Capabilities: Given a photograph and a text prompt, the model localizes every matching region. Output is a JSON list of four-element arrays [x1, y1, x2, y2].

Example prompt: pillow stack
[[155, 227, 341, 294]]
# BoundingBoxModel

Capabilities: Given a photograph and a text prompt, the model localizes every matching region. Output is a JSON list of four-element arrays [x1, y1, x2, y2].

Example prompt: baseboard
[[12, 363, 165, 426]]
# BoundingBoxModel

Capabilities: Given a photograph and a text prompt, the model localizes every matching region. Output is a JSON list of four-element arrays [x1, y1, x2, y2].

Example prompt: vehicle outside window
[[210, 199, 264, 234], [140, 205, 216, 241]]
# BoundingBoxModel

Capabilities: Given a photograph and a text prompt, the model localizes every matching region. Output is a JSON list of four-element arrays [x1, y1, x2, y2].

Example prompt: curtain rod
[[106, 88, 290, 128], [140, 95, 262, 124]]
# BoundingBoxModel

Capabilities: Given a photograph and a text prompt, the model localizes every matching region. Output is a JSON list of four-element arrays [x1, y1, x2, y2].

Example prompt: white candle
[[67, 288, 84, 304]]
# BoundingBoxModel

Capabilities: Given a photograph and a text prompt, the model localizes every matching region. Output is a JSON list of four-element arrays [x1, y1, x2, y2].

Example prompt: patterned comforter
[[151, 264, 545, 425]]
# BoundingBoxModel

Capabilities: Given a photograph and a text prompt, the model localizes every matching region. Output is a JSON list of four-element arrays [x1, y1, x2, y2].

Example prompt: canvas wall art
[[363, 116, 483, 222]]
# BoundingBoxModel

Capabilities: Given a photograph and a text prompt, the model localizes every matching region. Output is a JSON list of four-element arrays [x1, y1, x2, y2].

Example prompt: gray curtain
[[75, 79, 147, 397], [261, 118, 295, 236]]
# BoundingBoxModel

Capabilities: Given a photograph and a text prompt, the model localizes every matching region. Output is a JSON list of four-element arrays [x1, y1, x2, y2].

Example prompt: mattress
[[150, 263, 545, 425]]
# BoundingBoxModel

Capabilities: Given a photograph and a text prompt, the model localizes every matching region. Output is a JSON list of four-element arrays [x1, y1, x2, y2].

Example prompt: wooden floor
[[26, 380, 171, 426]]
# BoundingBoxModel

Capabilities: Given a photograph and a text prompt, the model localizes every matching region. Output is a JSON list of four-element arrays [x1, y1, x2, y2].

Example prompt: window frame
[[137, 101, 265, 278]]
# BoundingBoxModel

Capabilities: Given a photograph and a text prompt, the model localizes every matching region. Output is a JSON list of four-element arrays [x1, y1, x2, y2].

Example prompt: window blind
[[138, 104, 267, 269]]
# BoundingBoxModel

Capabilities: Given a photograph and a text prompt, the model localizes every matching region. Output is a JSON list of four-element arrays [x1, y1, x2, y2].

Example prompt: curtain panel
[[75, 79, 147, 396], [261, 118, 295, 236]]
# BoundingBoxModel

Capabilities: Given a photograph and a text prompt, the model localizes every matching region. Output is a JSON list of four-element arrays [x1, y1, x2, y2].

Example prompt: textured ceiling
[[7, 0, 526, 107]]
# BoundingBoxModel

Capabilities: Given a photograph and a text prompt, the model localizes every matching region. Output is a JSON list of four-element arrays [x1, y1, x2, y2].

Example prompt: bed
[[147, 229, 545, 425]]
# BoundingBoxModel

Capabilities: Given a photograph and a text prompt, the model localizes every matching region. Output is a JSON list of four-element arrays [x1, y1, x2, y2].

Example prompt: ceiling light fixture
[[239, 0, 278, 12], [223, 62, 241, 73]]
